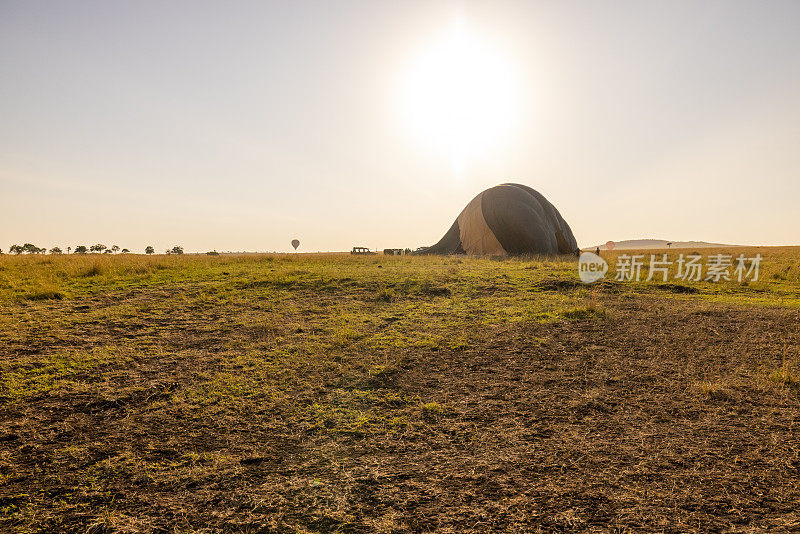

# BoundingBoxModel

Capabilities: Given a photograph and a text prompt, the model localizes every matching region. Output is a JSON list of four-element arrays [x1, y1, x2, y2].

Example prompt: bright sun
[[401, 19, 518, 176]]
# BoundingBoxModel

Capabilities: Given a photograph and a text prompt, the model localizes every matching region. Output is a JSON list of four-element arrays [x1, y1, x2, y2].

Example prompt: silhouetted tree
[[170, 245, 184, 255], [121, 248, 130, 253], [74, 245, 88, 254], [145, 246, 154, 255], [90, 244, 106, 253], [22, 243, 43, 254], [9, 244, 23, 254], [103, 249, 112, 254], [111, 245, 120, 253], [67, 246, 72, 254], [50, 247, 63, 254]]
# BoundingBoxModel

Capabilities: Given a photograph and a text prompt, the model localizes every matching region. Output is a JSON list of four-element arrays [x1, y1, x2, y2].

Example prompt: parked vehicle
[[351, 246, 376, 255]]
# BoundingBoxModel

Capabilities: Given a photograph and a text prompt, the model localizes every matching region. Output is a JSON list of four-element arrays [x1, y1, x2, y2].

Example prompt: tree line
[[2, 244, 185, 255]]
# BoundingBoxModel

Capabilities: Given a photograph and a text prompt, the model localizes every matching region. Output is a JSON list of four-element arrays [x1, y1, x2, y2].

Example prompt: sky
[[2, 0, 799, 253]]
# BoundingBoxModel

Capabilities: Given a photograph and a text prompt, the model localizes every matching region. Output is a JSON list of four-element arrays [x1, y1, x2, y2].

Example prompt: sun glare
[[401, 18, 519, 176]]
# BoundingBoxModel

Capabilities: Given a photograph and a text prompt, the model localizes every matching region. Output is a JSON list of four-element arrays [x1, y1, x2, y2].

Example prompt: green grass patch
[[0, 348, 128, 398]]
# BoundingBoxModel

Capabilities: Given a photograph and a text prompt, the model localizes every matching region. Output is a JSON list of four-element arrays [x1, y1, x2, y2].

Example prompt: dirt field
[[1, 249, 799, 532]]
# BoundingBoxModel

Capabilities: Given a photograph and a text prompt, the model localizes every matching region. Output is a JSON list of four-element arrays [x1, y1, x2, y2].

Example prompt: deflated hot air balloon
[[291, 239, 300, 250], [420, 183, 578, 256]]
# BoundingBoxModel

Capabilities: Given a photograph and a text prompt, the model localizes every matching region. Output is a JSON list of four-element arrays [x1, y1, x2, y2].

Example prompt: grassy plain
[[1, 248, 799, 532]]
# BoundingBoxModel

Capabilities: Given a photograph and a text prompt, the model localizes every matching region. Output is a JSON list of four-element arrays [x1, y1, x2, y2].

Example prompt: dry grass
[[0, 249, 799, 532]]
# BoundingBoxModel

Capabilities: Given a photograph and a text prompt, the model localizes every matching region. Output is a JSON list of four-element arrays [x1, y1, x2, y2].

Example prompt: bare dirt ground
[[1, 251, 799, 532]]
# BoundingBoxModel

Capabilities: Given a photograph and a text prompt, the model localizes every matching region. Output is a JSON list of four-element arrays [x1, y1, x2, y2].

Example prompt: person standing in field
[[595, 246, 600, 256]]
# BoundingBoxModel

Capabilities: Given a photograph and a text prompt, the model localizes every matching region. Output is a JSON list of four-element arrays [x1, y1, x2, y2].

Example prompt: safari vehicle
[[351, 246, 376, 255]]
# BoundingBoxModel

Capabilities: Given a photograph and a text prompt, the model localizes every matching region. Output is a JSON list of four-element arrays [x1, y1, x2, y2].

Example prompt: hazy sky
[[2, 1, 799, 253]]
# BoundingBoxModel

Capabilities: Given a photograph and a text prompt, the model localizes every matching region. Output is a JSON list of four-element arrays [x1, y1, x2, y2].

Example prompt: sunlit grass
[[1, 248, 799, 530]]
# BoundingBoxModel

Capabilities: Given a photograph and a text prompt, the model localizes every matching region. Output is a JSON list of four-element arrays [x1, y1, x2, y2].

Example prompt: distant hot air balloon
[[291, 239, 300, 250], [605, 241, 616, 251]]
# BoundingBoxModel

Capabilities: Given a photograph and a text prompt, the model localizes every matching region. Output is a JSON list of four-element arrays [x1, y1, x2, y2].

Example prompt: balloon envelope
[[291, 239, 300, 250], [605, 241, 616, 250], [420, 183, 578, 255]]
